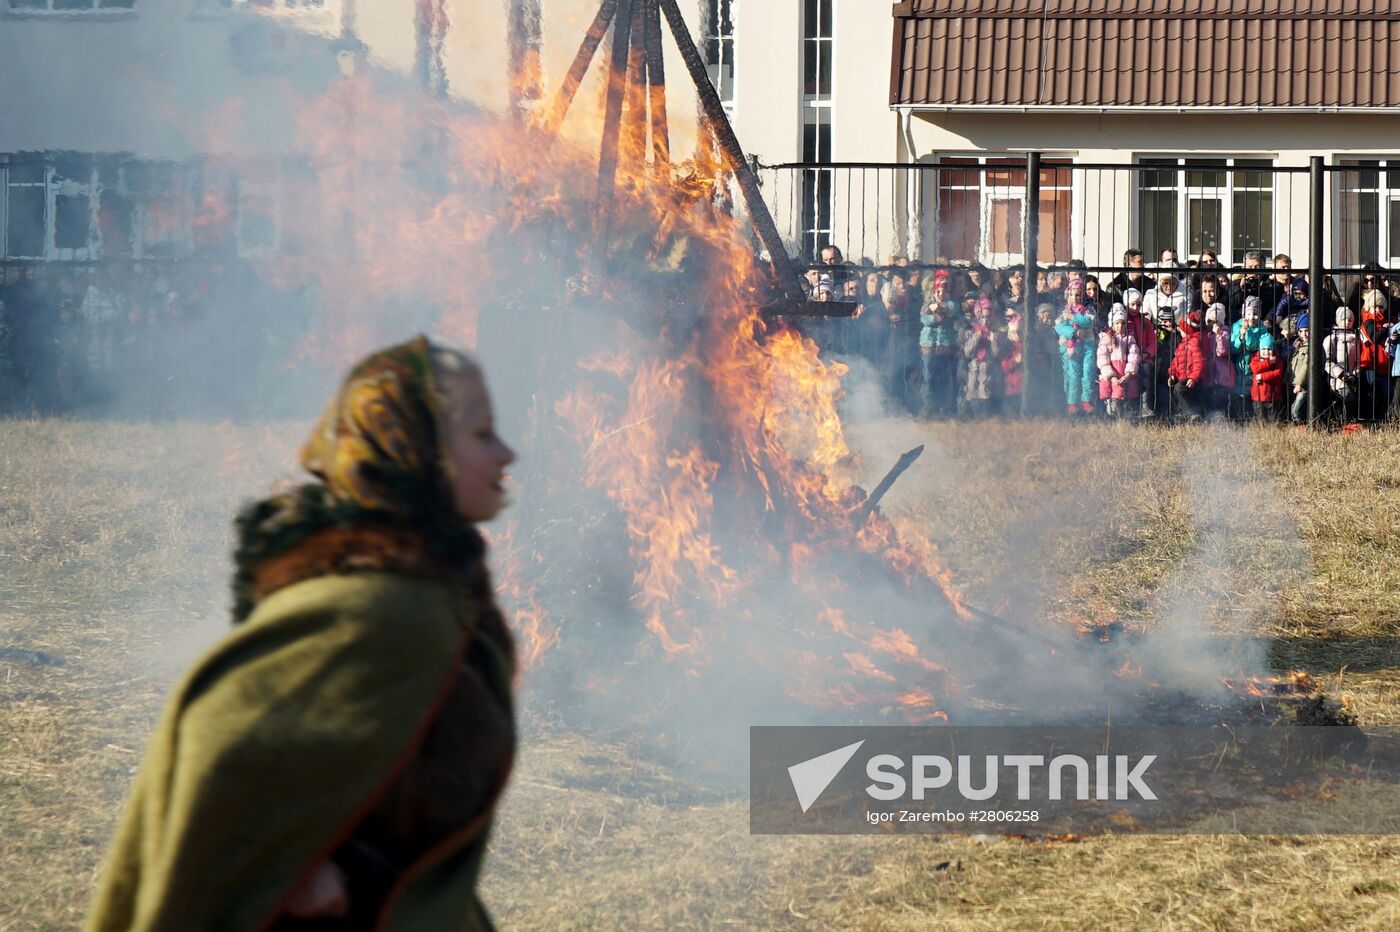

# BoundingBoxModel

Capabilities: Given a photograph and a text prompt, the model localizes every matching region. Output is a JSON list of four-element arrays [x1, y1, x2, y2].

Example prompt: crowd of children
[[807, 249, 1396, 425]]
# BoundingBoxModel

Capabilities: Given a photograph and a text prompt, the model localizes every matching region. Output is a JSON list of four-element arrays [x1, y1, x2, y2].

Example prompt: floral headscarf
[[232, 336, 485, 623]]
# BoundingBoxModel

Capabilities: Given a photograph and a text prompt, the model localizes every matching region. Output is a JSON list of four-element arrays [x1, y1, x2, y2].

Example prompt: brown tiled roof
[[892, 0, 1400, 109]]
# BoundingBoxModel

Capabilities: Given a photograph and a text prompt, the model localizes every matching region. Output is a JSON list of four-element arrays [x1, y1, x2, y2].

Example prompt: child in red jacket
[[1166, 310, 1207, 421], [1249, 332, 1285, 422]]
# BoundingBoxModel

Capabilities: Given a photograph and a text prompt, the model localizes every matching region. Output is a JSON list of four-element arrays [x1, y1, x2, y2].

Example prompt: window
[[0, 155, 99, 260], [0, 153, 187, 261], [930, 156, 1074, 265], [800, 0, 832, 259], [704, 0, 735, 116], [194, 0, 323, 10], [1136, 157, 1273, 264], [1334, 159, 1400, 266], [8, 0, 135, 11]]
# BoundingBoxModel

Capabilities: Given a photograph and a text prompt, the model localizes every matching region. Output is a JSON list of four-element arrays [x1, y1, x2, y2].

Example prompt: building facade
[[8, 0, 1398, 271]]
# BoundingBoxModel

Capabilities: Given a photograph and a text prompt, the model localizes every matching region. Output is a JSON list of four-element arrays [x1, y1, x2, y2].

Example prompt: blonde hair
[[430, 344, 483, 382]]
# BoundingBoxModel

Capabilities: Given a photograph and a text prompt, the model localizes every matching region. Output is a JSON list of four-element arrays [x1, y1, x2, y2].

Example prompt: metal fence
[[755, 155, 1400, 425]]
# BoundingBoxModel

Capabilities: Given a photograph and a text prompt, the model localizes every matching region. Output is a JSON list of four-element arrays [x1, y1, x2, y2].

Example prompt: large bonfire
[[247, 70, 978, 729], [227, 65, 1345, 745]]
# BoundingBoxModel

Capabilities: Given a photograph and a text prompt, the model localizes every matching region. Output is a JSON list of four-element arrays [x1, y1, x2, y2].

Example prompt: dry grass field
[[3, 416, 1400, 930]]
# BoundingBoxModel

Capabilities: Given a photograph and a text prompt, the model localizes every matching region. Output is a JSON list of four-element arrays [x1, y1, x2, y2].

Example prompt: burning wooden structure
[[539, 0, 850, 319]]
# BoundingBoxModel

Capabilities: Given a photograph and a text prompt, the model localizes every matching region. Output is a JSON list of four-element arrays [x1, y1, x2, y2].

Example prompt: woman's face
[[440, 371, 516, 523], [1085, 281, 1099, 299]]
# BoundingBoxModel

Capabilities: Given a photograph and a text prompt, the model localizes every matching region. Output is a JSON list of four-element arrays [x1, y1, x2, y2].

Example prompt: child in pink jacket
[[1202, 304, 1234, 418], [1097, 305, 1140, 418]]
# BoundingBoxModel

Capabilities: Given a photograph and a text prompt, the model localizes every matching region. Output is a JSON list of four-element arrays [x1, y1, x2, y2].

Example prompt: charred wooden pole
[[596, 0, 636, 212], [655, 0, 808, 307], [621, 0, 650, 170], [855, 444, 924, 523], [507, 0, 545, 118], [541, 0, 619, 139], [643, 0, 670, 167], [414, 0, 449, 98]]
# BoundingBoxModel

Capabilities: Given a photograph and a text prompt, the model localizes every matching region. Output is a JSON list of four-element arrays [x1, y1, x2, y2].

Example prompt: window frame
[[0, 153, 190, 261], [1135, 155, 1276, 265], [4, 0, 136, 15], [1333, 158, 1400, 267], [928, 154, 1075, 266], [703, 0, 736, 118], [799, 0, 834, 259]]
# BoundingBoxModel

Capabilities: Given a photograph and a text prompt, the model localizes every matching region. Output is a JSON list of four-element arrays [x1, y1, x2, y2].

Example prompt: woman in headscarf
[[88, 336, 518, 932]]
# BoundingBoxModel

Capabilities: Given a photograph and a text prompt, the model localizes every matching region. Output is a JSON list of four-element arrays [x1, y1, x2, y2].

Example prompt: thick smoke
[[1, 5, 1304, 779]]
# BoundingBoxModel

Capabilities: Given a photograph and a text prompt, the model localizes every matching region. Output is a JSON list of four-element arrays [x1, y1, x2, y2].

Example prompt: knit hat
[[1204, 304, 1220, 324], [933, 270, 951, 287], [1259, 332, 1275, 351], [1337, 306, 1355, 328], [1109, 304, 1127, 325], [1243, 295, 1263, 318], [1292, 278, 1310, 296], [1178, 309, 1201, 332], [1064, 276, 1083, 294], [1123, 288, 1143, 306]]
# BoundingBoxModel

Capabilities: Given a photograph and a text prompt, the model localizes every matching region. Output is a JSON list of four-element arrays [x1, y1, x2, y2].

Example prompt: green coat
[[87, 571, 512, 932]]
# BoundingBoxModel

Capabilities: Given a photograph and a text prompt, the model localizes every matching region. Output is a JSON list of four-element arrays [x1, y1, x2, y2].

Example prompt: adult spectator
[[1082, 275, 1111, 330], [1346, 263, 1400, 314], [965, 262, 992, 296], [1358, 311, 1392, 419], [1107, 248, 1150, 305], [1273, 279, 1308, 327], [1265, 254, 1293, 312], [1193, 249, 1228, 292], [1192, 277, 1222, 320], [883, 276, 920, 412], [1143, 272, 1186, 330], [995, 264, 1027, 314], [1228, 250, 1273, 323], [856, 270, 888, 365]]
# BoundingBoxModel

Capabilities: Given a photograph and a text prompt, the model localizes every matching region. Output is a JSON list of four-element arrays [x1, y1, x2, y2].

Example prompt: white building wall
[[905, 111, 1400, 268]]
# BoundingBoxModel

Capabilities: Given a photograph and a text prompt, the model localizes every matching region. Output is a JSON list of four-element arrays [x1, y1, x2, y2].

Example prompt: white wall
[[906, 111, 1400, 268], [0, 0, 347, 159]]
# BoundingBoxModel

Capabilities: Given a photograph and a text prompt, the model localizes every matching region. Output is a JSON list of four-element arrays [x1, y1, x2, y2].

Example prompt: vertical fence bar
[[1023, 152, 1040, 418], [1308, 156, 1324, 426]]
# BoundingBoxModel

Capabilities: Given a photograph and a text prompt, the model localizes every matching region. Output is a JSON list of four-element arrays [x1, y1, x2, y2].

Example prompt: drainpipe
[[901, 108, 919, 259]]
